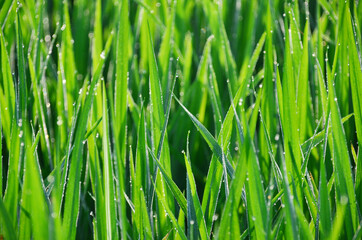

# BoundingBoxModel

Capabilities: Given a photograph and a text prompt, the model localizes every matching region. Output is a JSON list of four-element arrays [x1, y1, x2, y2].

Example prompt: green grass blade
[[328, 53, 358, 238], [157, 0, 175, 97], [184, 133, 209, 240], [345, 5, 362, 209], [352, 221, 362, 240], [22, 124, 51, 239], [102, 82, 118, 239], [174, 96, 234, 177], [0, 197, 16, 240], [152, 178, 188, 240], [0, 28, 15, 146], [114, 0, 129, 237], [61, 0, 77, 126], [296, 21, 310, 142], [147, 20, 174, 236], [91, 0, 104, 136], [329, 197, 347, 240], [15, 9, 27, 122], [148, 147, 187, 215], [62, 34, 113, 240], [217, 117, 248, 239], [318, 115, 332, 239]]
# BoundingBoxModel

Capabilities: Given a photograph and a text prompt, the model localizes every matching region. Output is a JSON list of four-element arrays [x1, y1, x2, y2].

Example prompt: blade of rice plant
[[328, 197, 347, 240], [184, 133, 208, 240], [352, 222, 362, 240], [259, 3, 276, 182], [198, 32, 266, 234], [296, 20, 309, 142], [0, 197, 16, 240], [151, 178, 187, 240], [91, 0, 104, 136], [327, 45, 358, 237], [208, 63, 223, 136], [259, 111, 283, 189], [102, 82, 118, 238], [157, 0, 176, 98], [83, 117, 102, 140], [281, 18, 303, 209], [147, 20, 174, 236], [156, 69, 177, 162], [181, 33, 193, 98], [217, 115, 248, 239], [280, 148, 300, 240], [3, 9, 27, 231], [238, 32, 266, 96], [20, 124, 51, 239], [0, 0, 14, 26], [130, 143, 142, 238], [134, 106, 153, 238], [175, 205, 186, 240], [230, 90, 267, 239], [62, 34, 113, 240], [216, 5, 237, 90], [345, 4, 362, 209], [148, 148, 187, 215], [140, 188, 153, 239], [114, 0, 129, 237], [192, 35, 213, 126], [28, 57, 53, 168], [300, 113, 353, 155], [318, 114, 332, 239], [55, 36, 69, 164], [135, 106, 149, 197], [0, 28, 15, 146], [61, 0, 77, 127], [87, 124, 105, 240], [15, 9, 27, 122], [174, 96, 234, 177]]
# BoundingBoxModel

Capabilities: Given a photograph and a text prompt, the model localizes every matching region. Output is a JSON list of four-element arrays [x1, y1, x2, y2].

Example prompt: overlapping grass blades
[[0, 0, 361, 239]]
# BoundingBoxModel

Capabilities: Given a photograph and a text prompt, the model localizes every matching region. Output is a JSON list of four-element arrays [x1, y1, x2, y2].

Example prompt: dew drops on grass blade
[[114, 0, 129, 238], [184, 132, 209, 240], [62, 34, 113, 240], [0, 28, 15, 146], [327, 43, 358, 238], [1, 0, 362, 239], [102, 82, 118, 239], [15, 10, 27, 123], [147, 17, 175, 237], [61, 0, 77, 127]]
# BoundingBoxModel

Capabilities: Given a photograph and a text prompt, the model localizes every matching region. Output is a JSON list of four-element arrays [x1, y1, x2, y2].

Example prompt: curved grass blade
[[151, 178, 187, 240], [200, 32, 266, 233], [327, 55, 358, 238], [147, 20, 174, 236], [148, 147, 187, 215], [184, 133, 209, 240], [62, 33, 113, 240], [0, 197, 16, 240], [20, 123, 51, 239], [174, 96, 234, 177], [217, 116, 248, 239]]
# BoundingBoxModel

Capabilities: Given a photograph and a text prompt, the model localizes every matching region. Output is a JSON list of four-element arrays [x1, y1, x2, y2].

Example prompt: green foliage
[[0, 0, 361, 239]]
